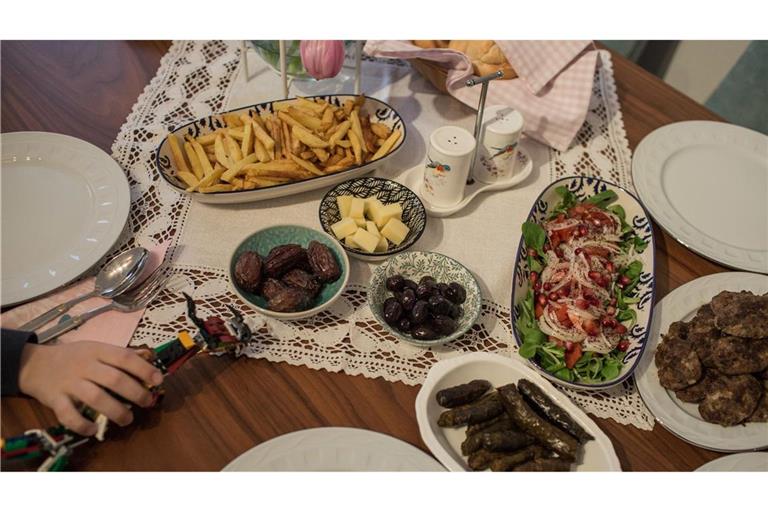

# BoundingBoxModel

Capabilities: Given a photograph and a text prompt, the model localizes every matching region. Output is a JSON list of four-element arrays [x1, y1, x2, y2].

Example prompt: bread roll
[[411, 40, 517, 79]]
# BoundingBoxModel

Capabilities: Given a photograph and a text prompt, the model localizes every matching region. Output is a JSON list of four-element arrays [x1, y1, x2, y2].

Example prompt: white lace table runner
[[111, 40, 654, 430]]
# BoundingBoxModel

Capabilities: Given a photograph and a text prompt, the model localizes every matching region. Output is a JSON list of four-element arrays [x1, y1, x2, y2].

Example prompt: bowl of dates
[[229, 225, 349, 319], [368, 251, 482, 346]]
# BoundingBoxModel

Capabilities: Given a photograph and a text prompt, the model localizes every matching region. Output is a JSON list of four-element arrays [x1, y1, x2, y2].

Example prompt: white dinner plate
[[636, 272, 768, 452], [632, 121, 768, 274], [415, 353, 622, 471], [222, 427, 445, 471], [695, 452, 768, 472], [1, 132, 130, 306]]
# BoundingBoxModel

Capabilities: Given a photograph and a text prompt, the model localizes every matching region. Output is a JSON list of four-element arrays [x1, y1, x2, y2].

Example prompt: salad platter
[[511, 176, 655, 390]]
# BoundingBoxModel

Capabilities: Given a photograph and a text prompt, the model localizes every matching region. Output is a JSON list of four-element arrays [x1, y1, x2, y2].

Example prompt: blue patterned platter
[[511, 176, 656, 390], [368, 251, 482, 347], [156, 95, 405, 204], [229, 225, 350, 320]]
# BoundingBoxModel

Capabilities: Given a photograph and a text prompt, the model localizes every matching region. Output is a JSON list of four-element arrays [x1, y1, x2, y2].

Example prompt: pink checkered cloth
[[364, 40, 599, 151]]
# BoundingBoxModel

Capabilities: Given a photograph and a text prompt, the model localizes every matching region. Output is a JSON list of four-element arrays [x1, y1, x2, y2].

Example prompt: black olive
[[412, 325, 438, 340], [419, 275, 437, 286], [383, 297, 403, 326], [445, 282, 467, 304], [400, 288, 417, 311], [411, 300, 430, 325], [397, 317, 411, 332], [436, 283, 450, 297], [448, 304, 463, 319], [415, 282, 434, 300], [386, 274, 406, 292], [428, 294, 452, 316], [402, 279, 418, 291], [432, 315, 458, 335]]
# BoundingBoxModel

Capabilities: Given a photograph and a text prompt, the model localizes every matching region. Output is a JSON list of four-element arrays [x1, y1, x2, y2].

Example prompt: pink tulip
[[300, 40, 345, 80]]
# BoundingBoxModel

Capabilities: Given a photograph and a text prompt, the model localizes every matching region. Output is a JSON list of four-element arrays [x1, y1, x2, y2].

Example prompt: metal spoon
[[19, 247, 149, 332]]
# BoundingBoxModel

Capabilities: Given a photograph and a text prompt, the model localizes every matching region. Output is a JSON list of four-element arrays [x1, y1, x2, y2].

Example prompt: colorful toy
[[1, 293, 254, 471]]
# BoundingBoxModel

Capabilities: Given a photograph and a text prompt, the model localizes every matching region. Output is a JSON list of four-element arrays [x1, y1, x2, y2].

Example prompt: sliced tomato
[[534, 302, 544, 319], [582, 318, 600, 336], [554, 303, 573, 328], [583, 245, 612, 258], [565, 343, 583, 369]]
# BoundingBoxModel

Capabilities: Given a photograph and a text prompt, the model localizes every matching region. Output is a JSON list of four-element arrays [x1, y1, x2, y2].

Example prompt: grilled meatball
[[710, 291, 768, 339], [748, 381, 768, 423], [698, 374, 762, 426], [655, 336, 702, 391], [706, 336, 768, 375], [675, 369, 720, 404], [667, 321, 689, 340]]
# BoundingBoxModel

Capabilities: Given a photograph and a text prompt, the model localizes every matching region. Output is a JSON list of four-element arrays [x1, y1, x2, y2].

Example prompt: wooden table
[[1, 41, 730, 471]]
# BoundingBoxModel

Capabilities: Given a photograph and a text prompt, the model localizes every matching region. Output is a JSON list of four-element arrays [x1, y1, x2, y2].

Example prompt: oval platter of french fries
[[156, 95, 405, 204]]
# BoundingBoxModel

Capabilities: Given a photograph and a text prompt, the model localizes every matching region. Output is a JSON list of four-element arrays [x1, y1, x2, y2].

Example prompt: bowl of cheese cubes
[[318, 177, 427, 262]]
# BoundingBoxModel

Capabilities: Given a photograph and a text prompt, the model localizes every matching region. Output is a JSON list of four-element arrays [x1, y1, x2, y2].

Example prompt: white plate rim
[[1, 131, 130, 306], [221, 427, 445, 471], [635, 271, 768, 452], [415, 352, 622, 471], [632, 121, 768, 274], [695, 452, 768, 471]]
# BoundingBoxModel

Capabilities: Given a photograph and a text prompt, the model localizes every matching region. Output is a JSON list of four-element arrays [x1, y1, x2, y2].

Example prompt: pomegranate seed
[[557, 289, 568, 298], [575, 298, 589, 310], [588, 271, 602, 282], [602, 316, 617, 328], [615, 324, 628, 335], [579, 226, 588, 236], [548, 292, 559, 301], [555, 249, 564, 258], [605, 261, 615, 273], [618, 340, 629, 351], [543, 282, 552, 291], [619, 275, 631, 286], [606, 306, 616, 316], [530, 271, 539, 284], [537, 293, 548, 306], [565, 341, 574, 351], [528, 248, 538, 258], [533, 281, 542, 291], [609, 297, 617, 307], [589, 297, 601, 307], [575, 247, 583, 256]]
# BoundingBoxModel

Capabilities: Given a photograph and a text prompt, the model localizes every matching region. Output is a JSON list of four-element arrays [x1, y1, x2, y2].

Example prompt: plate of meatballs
[[636, 272, 768, 452]]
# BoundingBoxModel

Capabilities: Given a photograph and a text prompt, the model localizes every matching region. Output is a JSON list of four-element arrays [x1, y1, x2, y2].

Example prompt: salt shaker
[[475, 105, 524, 183], [421, 126, 476, 207]]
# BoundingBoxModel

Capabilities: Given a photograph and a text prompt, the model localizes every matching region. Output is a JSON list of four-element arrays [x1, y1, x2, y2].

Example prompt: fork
[[36, 266, 171, 344]]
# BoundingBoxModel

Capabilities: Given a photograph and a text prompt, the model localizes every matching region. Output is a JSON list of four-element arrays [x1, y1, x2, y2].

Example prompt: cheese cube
[[331, 217, 358, 240], [366, 221, 380, 237], [364, 197, 383, 217], [344, 235, 360, 249], [372, 202, 403, 228], [352, 227, 380, 253], [381, 217, 409, 245], [354, 217, 367, 227], [337, 195, 354, 218], [349, 197, 365, 219], [375, 235, 389, 252]]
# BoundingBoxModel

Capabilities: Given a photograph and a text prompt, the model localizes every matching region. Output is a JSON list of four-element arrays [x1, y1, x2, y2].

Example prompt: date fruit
[[234, 251, 263, 293], [307, 241, 341, 283], [282, 269, 321, 298], [264, 244, 308, 278], [261, 278, 288, 301], [268, 286, 312, 312]]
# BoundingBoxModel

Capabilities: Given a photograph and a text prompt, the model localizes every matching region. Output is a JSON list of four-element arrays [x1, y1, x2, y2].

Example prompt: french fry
[[336, 139, 352, 149], [176, 171, 199, 188], [184, 141, 204, 180], [227, 128, 245, 140], [290, 154, 324, 176], [292, 125, 329, 148], [195, 132, 219, 146], [167, 134, 191, 175], [296, 97, 326, 114], [370, 122, 390, 139], [214, 134, 232, 168], [321, 107, 334, 130], [196, 165, 226, 190], [281, 119, 292, 159], [343, 99, 354, 116], [223, 113, 243, 127], [224, 133, 243, 162], [267, 118, 281, 160], [371, 129, 402, 161], [241, 121, 253, 157], [242, 160, 302, 172], [192, 140, 215, 177], [252, 117, 276, 152], [300, 150, 315, 160], [287, 107, 323, 131], [254, 137, 270, 163], [252, 113, 267, 131], [348, 130, 363, 165], [220, 153, 260, 182], [329, 120, 350, 147], [248, 177, 289, 188], [199, 184, 234, 193], [326, 153, 343, 166], [360, 116, 376, 153], [349, 110, 365, 154], [311, 147, 329, 162]]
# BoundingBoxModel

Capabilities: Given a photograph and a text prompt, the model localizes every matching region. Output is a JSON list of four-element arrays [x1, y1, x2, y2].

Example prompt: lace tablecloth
[[111, 40, 654, 430]]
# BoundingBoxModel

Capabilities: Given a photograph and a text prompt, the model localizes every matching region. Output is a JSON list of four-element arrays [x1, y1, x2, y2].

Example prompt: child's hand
[[18, 342, 164, 436]]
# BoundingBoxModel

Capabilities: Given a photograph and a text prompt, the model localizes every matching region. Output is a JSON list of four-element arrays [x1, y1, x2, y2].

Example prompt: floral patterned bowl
[[510, 176, 656, 390], [229, 225, 349, 320], [368, 251, 482, 347]]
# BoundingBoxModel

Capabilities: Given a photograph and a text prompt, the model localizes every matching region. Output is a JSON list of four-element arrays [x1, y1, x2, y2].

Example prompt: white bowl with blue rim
[[368, 251, 482, 347], [510, 176, 656, 390], [229, 225, 349, 320]]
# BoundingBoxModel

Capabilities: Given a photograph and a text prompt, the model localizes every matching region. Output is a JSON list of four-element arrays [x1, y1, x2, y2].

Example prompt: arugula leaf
[[548, 186, 577, 218], [601, 358, 621, 380], [633, 236, 649, 252], [519, 342, 538, 359], [585, 190, 618, 209], [521, 221, 546, 256], [616, 308, 637, 328], [622, 260, 643, 280], [554, 368, 574, 381], [528, 256, 543, 273]]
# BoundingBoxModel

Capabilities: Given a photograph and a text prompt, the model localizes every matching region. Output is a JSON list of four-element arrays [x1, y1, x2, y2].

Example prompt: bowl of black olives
[[368, 251, 482, 346]]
